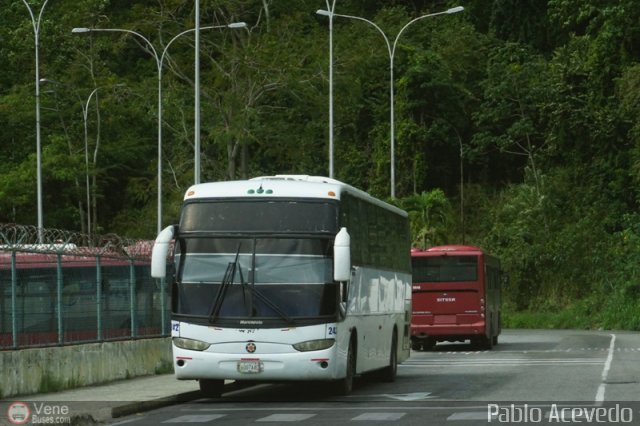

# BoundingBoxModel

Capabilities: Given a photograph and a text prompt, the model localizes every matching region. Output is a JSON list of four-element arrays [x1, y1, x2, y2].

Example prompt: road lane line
[[400, 359, 605, 367], [256, 413, 316, 422], [595, 333, 616, 403], [109, 419, 144, 425], [351, 412, 406, 421], [162, 414, 226, 423], [447, 411, 492, 421]]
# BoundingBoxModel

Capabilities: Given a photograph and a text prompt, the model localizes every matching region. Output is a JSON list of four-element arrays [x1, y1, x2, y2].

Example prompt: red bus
[[410, 245, 502, 350]]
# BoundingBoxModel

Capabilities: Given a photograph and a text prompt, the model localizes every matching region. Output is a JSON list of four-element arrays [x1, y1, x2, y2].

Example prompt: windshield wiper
[[208, 241, 295, 325], [209, 244, 241, 323], [241, 282, 294, 324]]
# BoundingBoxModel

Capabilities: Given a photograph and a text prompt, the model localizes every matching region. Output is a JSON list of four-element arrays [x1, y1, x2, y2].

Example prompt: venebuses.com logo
[[6, 402, 30, 425], [6, 401, 71, 425]]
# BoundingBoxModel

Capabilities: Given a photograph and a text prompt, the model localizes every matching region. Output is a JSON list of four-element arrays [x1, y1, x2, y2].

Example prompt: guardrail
[[0, 224, 169, 349]]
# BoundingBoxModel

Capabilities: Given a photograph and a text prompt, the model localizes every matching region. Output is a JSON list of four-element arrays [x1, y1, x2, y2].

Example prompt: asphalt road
[[108, 329, 640, 425]]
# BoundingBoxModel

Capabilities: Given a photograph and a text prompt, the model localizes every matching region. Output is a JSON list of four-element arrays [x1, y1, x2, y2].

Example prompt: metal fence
[[0, 224, 169, 349]]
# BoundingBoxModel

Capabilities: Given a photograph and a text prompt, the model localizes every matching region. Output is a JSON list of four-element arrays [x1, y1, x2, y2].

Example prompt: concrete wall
[[0, 337, 172, 398]]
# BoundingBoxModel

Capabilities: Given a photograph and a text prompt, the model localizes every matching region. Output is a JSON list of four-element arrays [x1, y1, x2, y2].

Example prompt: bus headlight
[[293, 338, 335, 352], [173, 337, 210, 351]]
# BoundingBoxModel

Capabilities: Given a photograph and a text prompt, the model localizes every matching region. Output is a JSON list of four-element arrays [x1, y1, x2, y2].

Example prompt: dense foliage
[[3, 0, 640, 328]]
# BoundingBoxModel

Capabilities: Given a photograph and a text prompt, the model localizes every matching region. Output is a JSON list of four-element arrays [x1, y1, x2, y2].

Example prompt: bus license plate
[[237, 360, 263, 374]]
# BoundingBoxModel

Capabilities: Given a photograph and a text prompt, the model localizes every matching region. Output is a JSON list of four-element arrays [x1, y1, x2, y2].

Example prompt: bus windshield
[[174, 237, 336, 320], [412, 255, 478, 283]]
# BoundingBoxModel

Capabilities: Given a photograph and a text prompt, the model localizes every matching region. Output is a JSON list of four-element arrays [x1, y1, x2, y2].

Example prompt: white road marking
[[447, 411, 491, 421], [350, 392, 434, 401], [426, 347, 640, 354], [194, 405, 490, 412], [351, 412, 406, 421], [256, 413, 316, 422], [595, 333, 616, 403], [401, 358, 604, 367], [162, 414, 226, 422], [109, 419, 144, 425]]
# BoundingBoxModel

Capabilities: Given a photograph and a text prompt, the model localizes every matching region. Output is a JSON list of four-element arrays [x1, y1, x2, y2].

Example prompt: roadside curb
[[111, 390, 202, 418], [110, 380, 246, 419]]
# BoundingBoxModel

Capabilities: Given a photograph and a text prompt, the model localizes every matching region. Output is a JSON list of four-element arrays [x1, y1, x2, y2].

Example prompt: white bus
[[151, 175, 412, 397]]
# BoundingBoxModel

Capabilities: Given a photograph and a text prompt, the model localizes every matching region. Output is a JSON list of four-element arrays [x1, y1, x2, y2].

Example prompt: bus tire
[[334, 336, 356, 395], [379, 330, 398, 382], [483, 323, 494, 350], [485, 335, 494, 350], [199, 379, 224, 398]]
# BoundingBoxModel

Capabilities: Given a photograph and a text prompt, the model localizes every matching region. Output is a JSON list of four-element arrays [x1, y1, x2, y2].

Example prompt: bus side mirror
[[334, 227, 351, 282], [151, 225, 176, 278]]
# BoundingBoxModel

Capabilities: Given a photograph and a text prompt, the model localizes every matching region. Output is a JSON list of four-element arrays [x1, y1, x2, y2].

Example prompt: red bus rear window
[[412, 256, 478, 282]]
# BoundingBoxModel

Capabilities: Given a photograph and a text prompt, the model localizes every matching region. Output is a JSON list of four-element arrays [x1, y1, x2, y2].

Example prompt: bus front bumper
[[411, 319, 486, 339], [172, 344, 344, 382]]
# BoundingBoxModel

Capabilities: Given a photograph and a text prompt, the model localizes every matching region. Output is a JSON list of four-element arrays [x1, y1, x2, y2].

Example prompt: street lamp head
[[71, 27, 91, 34], [446, 6, 464, 14], [316, 9, 331, 17], [227, 22, 247, 29]]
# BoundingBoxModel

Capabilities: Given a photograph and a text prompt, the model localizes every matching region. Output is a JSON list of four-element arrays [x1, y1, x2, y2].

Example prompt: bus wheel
[[199, 379, 224, 398], [484, 335, 494, 350], [334, 337, 355, 395], [379, 330, 398, 382], [482, 326, 494, 350]]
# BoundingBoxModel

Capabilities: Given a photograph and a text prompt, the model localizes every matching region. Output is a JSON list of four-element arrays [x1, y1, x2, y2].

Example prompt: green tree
[[401, 189, 453, 249]]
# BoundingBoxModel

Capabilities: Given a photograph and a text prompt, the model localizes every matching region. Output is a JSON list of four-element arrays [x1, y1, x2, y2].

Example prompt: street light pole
[[82, 87, 100, 237], [319, 0, 337, 179], [81, 85, 125, 236], [40, 79, 125, 237], [72, 23, 246, 234], [195, 0, 201, 184], [193, 13, 247, 185], [459, 136, 465, 244], [73, 26, 162, 235], [317, 6, 464, 198], [22, 0, 51, 243]]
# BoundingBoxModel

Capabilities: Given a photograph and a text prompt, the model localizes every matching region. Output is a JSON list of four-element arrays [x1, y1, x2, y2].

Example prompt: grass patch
[[504, 308, 592, 329], [503, 290, 640, 331]]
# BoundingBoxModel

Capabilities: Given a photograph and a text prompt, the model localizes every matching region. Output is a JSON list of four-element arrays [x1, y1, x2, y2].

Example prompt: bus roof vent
[[250, 175, 343, 185]]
